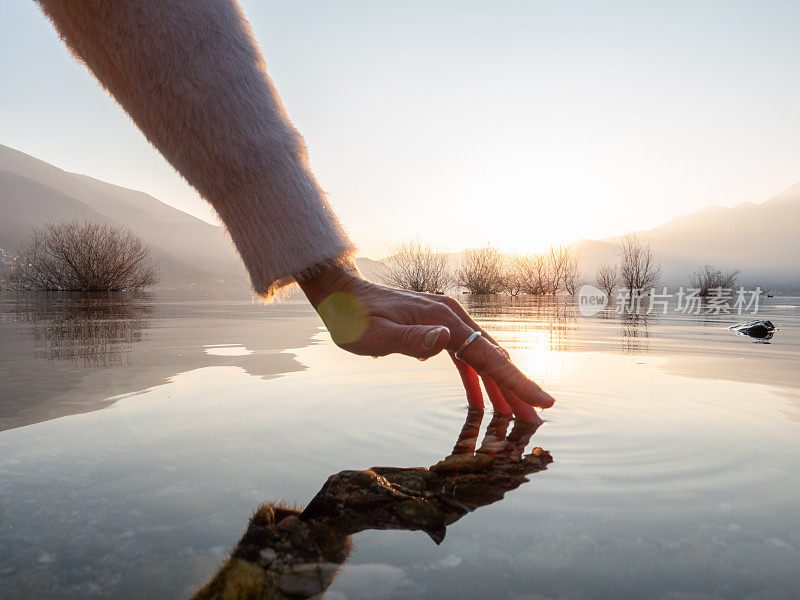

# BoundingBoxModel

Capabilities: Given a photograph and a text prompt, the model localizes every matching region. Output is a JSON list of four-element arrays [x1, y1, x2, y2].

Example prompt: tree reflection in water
[[460, 295, 578, 354], [8, 291, 154, 368], [619, 312, 650, 354], [193, 410, 552, 600]]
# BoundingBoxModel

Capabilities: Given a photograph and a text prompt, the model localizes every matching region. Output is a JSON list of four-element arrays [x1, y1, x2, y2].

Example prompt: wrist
[[297, 258, 360, 307]]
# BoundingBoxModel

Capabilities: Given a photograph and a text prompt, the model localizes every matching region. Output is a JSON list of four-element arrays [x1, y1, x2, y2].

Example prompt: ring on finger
[[455, 331, 482, 361]]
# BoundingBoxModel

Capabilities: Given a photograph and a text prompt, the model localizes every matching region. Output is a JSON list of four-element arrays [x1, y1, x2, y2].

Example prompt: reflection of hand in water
[[193, 410, 551, 599], [302, 410, 546, 544]]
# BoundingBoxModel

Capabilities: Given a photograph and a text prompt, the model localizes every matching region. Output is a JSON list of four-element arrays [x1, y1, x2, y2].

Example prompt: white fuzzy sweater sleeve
[[36, 0, 354, 299]]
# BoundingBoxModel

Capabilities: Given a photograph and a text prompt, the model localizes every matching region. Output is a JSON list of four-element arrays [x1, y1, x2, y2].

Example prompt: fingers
[[499, 419, 541, 461], [449, 354, 535, 422], [450, 408, 484, 456], [506, 418, 542, 445], [477, 413, 511, 456], [448, 352, 484, 410], [480, 376, 513, 418], [422, 299, 555, 410], [450, 353, 536, 422], [449, 350, 533, 421], [358, 317, 450, 359], [498, 384, 542, 424], [434, 295, 509, 357], [445, 319, 556, 410]]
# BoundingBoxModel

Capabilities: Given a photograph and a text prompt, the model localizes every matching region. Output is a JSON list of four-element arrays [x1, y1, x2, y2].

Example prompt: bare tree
[[617, 233, 660, 297], [546, 245, 568, 293], [511, 245, 581, 295], [503, 247, 577, 296], [380, 239, 451, 293], [520, 253, 551, 295], [457, 245, 505, 294], [8, 221, 158, 291], [562, 247, 581, 295], [689, 264, 739, 297], [501, 254, 525, 296], [456, 244, 582, 296], [594, 261, 618, 298]]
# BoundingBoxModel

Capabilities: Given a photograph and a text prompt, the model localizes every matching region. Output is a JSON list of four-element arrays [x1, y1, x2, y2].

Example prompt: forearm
[[36, 0, 353, 298]]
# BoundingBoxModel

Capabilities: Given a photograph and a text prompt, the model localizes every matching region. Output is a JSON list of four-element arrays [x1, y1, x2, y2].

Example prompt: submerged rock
[[729, 320, 776, 340], [193, 415, 552, 599]]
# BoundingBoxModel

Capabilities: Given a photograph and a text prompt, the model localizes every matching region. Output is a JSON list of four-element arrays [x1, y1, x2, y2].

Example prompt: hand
[[297, 262, 555, 421], [434, 407, 542, 472]]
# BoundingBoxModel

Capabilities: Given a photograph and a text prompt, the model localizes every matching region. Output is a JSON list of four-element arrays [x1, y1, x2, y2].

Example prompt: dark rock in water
[[194, 413, 551, 600], [729, 320, 776, 340], [299, 447, 553, 545]]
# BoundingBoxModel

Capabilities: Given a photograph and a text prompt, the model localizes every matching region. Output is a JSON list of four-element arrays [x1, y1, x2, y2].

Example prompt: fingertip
[[514, 404, 540, 424], [533, 388, 556, 409], [517, 378, 555, 409], [500, 385, 539, 423]]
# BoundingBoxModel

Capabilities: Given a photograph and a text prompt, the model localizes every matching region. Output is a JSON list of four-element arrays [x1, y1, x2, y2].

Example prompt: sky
[[2, 0, 800, 258]]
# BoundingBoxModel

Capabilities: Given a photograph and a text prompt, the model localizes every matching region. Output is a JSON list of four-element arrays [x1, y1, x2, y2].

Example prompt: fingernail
[[424, 326, 445, 349]]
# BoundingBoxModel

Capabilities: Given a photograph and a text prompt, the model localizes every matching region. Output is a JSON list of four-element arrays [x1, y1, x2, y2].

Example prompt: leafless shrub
[[617, 233, 660, 296], [502, 254, 525, 296], [501, 245, 581, 296], [560, 246, 582, 295], [457, 245, 505, 294], [7, 221, 158, 291], [546, 246, 567, 293], [520, 253, 551, 295], [689, 264, 739, 297], [380, 239, 451, 293], [594, 261, 618, 297], [538, 245, 581, 295]]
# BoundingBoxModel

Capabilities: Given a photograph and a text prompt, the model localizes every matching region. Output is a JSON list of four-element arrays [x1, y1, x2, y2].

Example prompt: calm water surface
[[1, 291, 799, 599]]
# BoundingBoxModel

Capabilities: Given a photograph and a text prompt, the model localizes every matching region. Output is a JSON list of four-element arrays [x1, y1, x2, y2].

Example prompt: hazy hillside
[[571, 184, 800, 293], [3, 143, 798, 293], [355, 185, 800, 293], [640, 183, 800, 290], [0, 171, 101, 251], [0, 144, 248, 288]]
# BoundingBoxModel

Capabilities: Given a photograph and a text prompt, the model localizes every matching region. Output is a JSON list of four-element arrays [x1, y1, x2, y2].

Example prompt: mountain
[[3, 143, 798, 293], [0, 144, 391, 289], [575, 183, 800, 293], [641, 183, 800, 289], [0, 144, 248, 288]]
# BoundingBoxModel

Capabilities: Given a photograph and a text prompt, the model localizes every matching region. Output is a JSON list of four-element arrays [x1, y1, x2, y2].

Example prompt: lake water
[[1, 291, 799, 600]]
